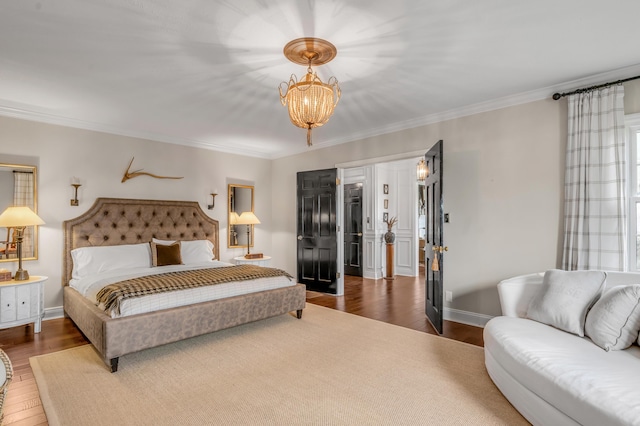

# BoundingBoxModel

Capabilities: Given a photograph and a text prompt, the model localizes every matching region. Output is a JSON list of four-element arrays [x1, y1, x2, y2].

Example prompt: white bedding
[[69, 261, 296, 318]]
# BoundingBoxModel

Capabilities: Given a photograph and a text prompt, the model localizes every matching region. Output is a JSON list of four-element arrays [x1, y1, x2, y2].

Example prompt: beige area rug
[[30, 304, 526, 425]]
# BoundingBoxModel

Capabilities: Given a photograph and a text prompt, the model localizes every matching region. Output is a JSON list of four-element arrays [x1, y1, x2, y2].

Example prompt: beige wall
[[273, 79, 640, 317], [0, 116, 273, 311], [3, 79, 640, 319]]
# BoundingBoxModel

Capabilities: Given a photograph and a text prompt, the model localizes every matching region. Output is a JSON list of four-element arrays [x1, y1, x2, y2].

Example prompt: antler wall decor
[[121, 157, 184, 183]]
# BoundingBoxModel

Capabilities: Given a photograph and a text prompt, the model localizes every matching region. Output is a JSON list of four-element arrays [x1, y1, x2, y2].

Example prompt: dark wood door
[[297, 168, 338, 294], [425, 140, 444, 334], [344, 183, 363, 276]]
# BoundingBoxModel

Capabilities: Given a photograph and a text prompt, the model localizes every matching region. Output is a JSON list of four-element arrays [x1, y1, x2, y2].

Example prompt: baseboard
[[443, 307, 493, 328], [43, 304, 492, 329], [44, 306, 65, 321]]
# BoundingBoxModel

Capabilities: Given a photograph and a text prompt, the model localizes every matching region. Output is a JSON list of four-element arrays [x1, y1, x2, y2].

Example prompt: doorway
[[344, 183, 363, 277], [339, 154, 425, 281]]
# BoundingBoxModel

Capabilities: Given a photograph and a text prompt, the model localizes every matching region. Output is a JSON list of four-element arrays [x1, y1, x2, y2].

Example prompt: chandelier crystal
[[279, 38, 341, 147]]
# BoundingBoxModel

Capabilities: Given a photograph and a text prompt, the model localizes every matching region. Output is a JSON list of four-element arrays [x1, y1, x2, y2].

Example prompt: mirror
[[228, 184, 254, 248], [0, 163, 39, 262]]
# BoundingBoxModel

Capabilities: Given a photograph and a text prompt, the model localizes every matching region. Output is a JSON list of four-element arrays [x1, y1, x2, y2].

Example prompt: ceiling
[[2, 1, 640, 159]]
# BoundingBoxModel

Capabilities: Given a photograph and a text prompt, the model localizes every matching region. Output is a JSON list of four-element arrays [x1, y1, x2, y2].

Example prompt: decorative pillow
[[71, 243, 152, 279], [152, 238, 215, 264], [150, 242, 183, 267], [585, 285, 640, 351], [526, 269, 607, 336]]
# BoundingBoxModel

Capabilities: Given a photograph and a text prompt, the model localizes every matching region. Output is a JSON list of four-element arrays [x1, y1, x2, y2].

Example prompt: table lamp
[[235, 211, 260, 258], [0, 206, 45, 280]]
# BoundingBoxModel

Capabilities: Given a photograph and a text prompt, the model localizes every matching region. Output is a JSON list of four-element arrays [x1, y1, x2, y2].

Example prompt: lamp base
[[244, 253, 264, 259], [14, 269, 29, 281]]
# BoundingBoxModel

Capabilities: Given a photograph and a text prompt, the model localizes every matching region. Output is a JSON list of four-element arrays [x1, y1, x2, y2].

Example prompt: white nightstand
[[0, 275, 46, 333], [234, 256, 272, 267]]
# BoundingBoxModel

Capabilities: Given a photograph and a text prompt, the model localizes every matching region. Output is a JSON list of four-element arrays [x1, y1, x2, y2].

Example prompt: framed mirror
[[0, 163, 39, 262], [228, 184, 254, 248]]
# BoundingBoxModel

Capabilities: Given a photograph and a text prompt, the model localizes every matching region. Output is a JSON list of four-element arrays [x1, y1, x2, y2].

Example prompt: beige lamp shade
[[0, 206, 45, 227], [235, 212, 261, 225]]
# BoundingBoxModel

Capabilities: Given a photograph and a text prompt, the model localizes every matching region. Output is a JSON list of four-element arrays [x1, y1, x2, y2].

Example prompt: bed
[[63, 198, 306, 372]]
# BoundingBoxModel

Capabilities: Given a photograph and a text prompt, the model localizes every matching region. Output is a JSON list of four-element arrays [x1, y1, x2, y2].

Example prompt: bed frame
[[63, 198, 306, 372]]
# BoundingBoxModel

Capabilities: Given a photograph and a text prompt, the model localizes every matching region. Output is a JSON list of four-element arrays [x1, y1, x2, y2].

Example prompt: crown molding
[[271, 63, 640, 159], [3, 63, 640, 160], [0, 104, 275, 159]]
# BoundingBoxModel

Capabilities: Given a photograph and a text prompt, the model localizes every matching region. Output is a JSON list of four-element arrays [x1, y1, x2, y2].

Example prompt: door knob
[[297, 235, 303, 240], [357, 233, 363, 237]]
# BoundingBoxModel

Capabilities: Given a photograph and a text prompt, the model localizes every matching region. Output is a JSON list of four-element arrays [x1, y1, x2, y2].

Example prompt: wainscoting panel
[[395, 238, 414, 276]]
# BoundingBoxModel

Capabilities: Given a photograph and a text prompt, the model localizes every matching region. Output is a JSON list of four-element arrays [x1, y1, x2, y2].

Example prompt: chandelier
[[279, 38, 341, 147], [417, 158, 428, 181]]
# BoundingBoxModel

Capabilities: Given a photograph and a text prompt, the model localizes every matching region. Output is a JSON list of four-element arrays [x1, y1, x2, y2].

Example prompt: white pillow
[[71, 243, 152, 279], [585, 285, 640, 351], [526, 269, 607, 336], [152, 238, 215, 264]]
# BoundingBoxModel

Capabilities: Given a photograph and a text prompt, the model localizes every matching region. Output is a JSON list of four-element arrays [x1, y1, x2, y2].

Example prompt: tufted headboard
[[63, 198, 219, 285]]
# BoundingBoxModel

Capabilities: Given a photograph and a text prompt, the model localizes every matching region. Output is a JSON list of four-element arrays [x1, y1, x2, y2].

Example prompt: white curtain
[[13, 171, 35, 256], [562, 85, 626, 271]]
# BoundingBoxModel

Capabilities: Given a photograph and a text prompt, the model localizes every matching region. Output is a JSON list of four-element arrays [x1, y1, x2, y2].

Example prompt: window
[[626, 113, 640, 270]]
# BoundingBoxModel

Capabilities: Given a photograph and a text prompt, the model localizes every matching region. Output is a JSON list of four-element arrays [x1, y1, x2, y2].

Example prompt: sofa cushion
[[484, 316, 640, 426], [585, 285, 640, 351], [526, 269, 606, 336]]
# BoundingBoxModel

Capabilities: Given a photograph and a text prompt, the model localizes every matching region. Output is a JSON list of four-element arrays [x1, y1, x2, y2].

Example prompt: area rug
[[30, 304, 526, 425]]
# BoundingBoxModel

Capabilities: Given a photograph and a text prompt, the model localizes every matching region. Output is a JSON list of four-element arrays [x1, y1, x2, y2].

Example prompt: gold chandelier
[[279, 38, 341, 147]]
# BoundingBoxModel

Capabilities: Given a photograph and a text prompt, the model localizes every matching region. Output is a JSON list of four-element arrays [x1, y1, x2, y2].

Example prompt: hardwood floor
[[1, 320, 88, 425], [0, 273, 483, 425], [307, 272, 484, 347]]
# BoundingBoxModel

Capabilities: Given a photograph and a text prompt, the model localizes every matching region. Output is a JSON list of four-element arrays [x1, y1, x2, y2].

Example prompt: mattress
[[70, 261, 296, 318]]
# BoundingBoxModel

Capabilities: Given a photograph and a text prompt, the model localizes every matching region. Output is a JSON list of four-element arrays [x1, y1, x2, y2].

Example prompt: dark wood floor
[[307, 273, 484, 346], [0, 272, 483, 425]]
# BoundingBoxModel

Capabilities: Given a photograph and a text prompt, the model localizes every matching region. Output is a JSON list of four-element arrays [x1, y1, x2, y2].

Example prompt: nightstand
[[0, 275, 46, 333], [234, 256, 272, 267]]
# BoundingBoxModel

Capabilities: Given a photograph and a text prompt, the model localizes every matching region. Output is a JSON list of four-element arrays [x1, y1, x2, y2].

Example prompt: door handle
[[297, 235, 303, 240], [432, 246, 449, 253], [357, 233, 363, 237]]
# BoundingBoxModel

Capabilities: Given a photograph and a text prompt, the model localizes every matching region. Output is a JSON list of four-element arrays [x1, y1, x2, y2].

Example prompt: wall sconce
[[416, 158, 428, 181], [71, 177, 81, 206], [208, 193, 217, 210]]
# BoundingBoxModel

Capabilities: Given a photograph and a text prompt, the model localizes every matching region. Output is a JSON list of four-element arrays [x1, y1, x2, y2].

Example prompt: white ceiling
[[2, 0, 640, 159]]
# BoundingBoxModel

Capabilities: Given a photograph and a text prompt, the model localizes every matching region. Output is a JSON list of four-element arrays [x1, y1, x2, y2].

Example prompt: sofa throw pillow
[[150, 242, 183, 267], [526, 269, 607, 337], [585, 285, 640, 351]]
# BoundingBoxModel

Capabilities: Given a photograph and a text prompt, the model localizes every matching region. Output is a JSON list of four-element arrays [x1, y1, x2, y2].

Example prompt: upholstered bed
[[63, 198, 306, 372]]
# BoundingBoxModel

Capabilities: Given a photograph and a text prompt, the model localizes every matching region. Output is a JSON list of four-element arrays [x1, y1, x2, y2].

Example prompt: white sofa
[[484, 272, 640, 426]]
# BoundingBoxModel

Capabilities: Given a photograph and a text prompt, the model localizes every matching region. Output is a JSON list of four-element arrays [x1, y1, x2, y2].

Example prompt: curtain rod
[[552, 75, 640, 100]]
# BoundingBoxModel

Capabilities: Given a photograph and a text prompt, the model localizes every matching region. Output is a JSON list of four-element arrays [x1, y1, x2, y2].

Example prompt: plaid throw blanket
[[96, 265, 293, 316]]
